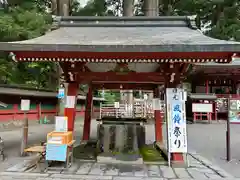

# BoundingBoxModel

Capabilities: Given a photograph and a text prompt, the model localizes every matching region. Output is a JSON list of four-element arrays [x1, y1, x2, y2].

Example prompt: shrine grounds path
[[187, 121, 240, 178], [1, 118, 240, 179]]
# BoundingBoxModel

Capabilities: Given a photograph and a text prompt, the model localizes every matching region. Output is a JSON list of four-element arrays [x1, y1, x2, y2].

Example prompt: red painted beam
[[14, 51, 233, 60], [76, 72, 166, 83], [92, 83, 157, 90]]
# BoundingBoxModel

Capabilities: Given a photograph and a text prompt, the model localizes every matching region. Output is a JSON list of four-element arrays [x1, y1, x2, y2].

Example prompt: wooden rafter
[[14, 51, 234, 62]]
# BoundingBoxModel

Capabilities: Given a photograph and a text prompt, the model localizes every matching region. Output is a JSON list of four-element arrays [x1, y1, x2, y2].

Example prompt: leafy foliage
[[157, 0, 240, 41], [0, 0, 55, 89], [102, 91, 121, 103]]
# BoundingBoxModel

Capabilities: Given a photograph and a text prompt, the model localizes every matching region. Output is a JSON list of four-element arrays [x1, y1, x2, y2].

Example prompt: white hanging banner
[[166, 88, 187, 153], [152, 98, 161, 110], [65, 96, 76, 108]]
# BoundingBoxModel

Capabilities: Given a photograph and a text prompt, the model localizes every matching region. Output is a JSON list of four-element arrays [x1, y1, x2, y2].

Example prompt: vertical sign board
[[55, 116, 68, 132], [20, 99, 30, 156], [166, 88, 187, 154], [21, 99, 30, 111]]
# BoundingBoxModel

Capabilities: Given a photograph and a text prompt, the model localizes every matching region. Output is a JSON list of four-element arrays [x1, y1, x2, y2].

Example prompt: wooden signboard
[[192, 103, 213, 113]]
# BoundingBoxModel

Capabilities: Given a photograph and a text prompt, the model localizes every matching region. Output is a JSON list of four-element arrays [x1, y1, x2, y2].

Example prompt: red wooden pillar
[[154, 87, 163, 143], [36, 103, 41, 121], [82, 86, 93, 141], [64, 83, 78, 132], [165, 77, 184, 163]]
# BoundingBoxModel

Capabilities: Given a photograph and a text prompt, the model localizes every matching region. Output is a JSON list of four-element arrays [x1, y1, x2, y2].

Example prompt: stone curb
[[0, 172, 50, 177], [188, 153, 234, 178], [51, 174, 112, 179]]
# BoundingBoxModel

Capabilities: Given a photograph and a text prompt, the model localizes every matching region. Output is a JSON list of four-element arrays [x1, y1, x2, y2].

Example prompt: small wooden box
[[47, 131, 73, 144]]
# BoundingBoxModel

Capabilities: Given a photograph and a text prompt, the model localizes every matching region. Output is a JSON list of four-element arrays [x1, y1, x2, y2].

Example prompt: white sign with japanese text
[[166, 88, 186, 104], [166, 88, 187, 153], [21, 99, 30, 111], [55, 116, 68, 132]]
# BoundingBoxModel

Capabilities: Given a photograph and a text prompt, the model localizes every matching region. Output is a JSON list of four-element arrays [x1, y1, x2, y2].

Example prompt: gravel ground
[[187, 121, 240, 178]]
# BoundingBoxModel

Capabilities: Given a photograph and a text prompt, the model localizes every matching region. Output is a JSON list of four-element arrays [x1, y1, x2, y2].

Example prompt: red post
[[171, 153, 184, 162], [154, 87, 163, 143], [82, 86, 93, 141], [36, 103, 41, 121], [64, 83, 78, 131]]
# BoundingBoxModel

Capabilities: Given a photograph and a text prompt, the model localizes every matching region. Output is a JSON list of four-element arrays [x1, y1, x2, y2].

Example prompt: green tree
[[103, 91, 120, 103], [0, 0, 56, 89], [161, 0, 240, 41], [72, 0, 108, 16]]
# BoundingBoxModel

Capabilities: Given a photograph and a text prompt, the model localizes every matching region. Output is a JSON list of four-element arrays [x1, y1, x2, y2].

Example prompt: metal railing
[[100, 103, 133, 118], [99, 100, 165, 119]]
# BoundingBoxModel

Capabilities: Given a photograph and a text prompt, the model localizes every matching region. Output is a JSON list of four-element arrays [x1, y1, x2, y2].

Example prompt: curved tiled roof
[[0, 16, 239, 52]]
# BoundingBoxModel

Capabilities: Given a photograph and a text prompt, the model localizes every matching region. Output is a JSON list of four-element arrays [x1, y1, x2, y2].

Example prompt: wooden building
[[188, 57, 240, 120], [191, 57, 240, 94], [0, 85, 105, 121]]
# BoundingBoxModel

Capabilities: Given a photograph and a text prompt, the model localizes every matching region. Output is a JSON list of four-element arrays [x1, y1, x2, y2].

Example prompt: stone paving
[[187, 122, 240, 178], [0, 153, 235, 180]]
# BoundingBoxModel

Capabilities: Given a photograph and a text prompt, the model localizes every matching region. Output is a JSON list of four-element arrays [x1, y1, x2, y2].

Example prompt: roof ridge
[[57, 16, 188, 21], [52, 15, 198, 29]]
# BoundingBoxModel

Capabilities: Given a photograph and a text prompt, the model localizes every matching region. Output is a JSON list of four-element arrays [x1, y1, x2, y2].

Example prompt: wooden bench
[[24, 145, 46, 171]]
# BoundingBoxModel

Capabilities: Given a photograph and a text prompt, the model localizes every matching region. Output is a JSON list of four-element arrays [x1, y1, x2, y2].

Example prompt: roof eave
[[1, 43, 240, 52]]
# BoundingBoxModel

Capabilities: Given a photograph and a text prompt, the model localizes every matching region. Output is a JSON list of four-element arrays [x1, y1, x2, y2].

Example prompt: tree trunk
[[51, 0, 58, 15], [120, 0, 134, 104], [144, 0, 159, 16], [121, 0, 134, 106], [122, 0, 134, 16], [57, 0, 70, 16]]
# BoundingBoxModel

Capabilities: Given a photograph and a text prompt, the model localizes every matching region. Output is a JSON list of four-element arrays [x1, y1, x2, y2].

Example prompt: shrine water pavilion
[[0, 16, 239, 164]]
